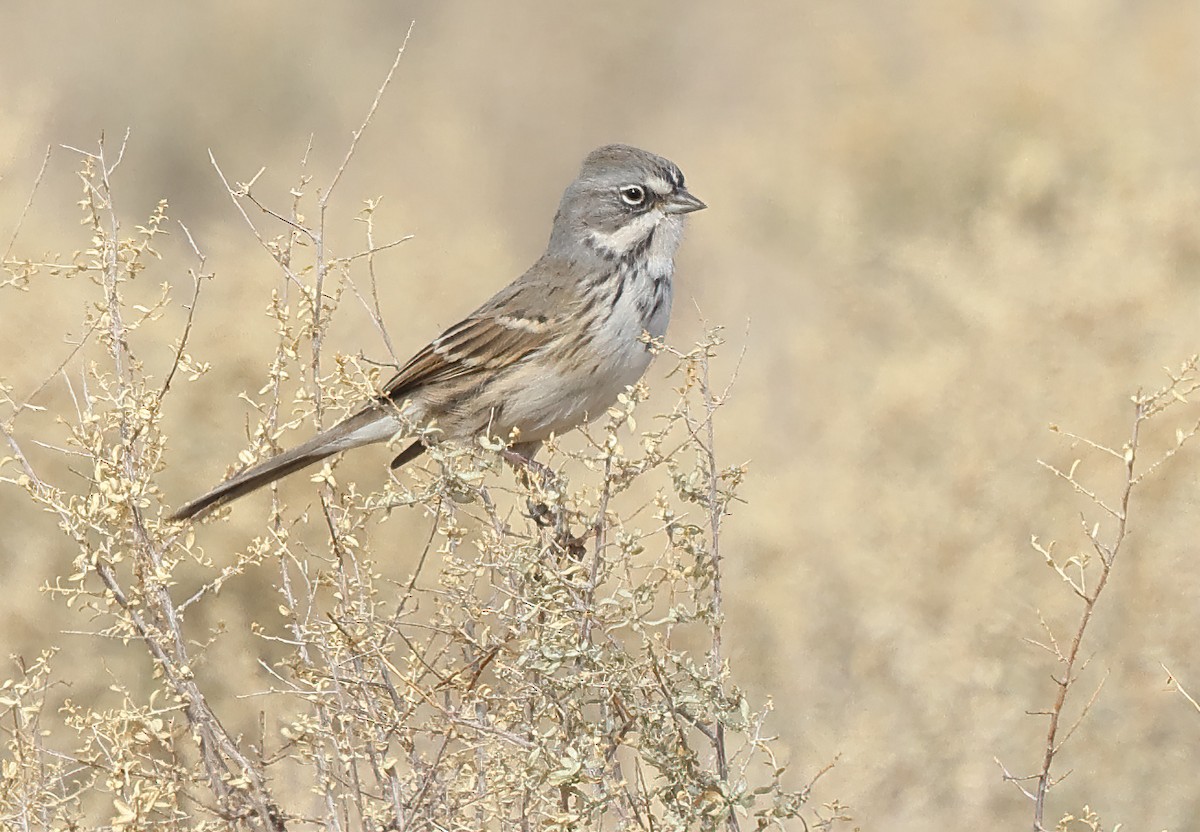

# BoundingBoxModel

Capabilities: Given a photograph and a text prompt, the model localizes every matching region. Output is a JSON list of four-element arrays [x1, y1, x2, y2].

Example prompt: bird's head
[[548, 144, 706, 262]]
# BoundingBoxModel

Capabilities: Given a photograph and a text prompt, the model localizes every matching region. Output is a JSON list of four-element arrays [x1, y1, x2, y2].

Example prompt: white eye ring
[[619, 185, 647, 206]]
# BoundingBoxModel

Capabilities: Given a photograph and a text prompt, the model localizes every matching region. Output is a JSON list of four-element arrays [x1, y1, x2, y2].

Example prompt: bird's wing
[[380, 264, 572, 403]]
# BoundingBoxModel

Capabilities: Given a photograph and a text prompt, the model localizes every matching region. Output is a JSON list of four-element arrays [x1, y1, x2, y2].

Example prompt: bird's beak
[[662, 189, 707, 215]]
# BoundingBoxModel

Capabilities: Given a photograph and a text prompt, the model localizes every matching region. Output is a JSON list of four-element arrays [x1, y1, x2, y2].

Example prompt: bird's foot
[[501, 448, 556, 485]]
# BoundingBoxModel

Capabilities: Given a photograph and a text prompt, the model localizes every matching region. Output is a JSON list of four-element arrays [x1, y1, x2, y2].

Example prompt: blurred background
[[3, 1, 1200, 827]]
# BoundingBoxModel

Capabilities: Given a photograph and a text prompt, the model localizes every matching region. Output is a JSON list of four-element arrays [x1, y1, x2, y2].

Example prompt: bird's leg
[[502, 445, 557, 528], [501, 447, 555, 487], [501, 445, 583, 557]]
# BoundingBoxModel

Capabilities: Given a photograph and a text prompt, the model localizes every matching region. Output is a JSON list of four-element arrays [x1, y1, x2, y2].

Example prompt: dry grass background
[[3, 1, 1200, 828]]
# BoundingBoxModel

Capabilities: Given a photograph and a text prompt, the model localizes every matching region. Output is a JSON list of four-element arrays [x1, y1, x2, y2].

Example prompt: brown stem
[[1031, 400, 1142, 831]]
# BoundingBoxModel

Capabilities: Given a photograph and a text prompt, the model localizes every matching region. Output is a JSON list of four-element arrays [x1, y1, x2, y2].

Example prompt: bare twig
[[1012, 361, 1200, 831], [311, 24, 415, 418], [3, 144, 52, 261], [157, 220, 208, 399], [1161, 664, 1200, 715], [1029, 407, 1138, 830]]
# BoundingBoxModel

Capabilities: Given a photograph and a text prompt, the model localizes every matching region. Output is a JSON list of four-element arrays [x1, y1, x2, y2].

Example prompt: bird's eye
[[619, 185, 647, 206]]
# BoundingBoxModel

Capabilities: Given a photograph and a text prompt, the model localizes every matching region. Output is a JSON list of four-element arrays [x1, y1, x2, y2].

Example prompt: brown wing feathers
[[173, 279, 563, 519], [381, 309, 552, 403]]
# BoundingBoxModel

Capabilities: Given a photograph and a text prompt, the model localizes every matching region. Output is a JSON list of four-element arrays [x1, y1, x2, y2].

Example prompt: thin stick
[[4, 144, 52, 261], [312, 23, 415, 417], [322, 23, 415, 205], [158, 220, 208, 399]]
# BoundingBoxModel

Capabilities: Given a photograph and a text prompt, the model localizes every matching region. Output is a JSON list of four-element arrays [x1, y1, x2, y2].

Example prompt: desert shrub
[[0, 136, 843, 832]]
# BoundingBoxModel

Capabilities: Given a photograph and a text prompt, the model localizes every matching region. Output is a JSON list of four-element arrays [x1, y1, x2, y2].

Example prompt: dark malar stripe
[[620, 227, 656, 265]]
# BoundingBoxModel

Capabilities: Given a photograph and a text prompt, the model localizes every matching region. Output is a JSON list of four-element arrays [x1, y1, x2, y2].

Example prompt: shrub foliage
[[0, 141, 841, 831]]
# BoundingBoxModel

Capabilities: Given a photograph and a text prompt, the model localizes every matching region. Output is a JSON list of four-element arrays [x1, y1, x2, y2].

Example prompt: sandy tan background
[[3, 1, 1200, 828]]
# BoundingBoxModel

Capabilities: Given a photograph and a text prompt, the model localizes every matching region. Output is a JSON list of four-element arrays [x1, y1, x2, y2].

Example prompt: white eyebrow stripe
[[646, 175, 673, 196]]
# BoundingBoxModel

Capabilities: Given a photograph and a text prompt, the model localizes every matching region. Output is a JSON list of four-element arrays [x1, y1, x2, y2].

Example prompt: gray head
[[547, 144, 706, 261]]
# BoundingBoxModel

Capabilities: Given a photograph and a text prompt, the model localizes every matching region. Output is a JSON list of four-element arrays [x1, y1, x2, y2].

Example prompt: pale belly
[[501, 348, 654, 442]]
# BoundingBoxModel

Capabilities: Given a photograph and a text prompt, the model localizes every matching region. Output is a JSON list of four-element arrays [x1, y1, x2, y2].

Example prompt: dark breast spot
[[610, 272, 627, 310]]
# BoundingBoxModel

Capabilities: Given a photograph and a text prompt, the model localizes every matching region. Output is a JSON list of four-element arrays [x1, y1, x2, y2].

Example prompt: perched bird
[[170, 144, 705, 521]]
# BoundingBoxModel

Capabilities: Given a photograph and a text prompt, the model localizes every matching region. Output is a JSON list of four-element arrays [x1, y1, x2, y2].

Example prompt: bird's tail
[[169, 407, 397, 521]]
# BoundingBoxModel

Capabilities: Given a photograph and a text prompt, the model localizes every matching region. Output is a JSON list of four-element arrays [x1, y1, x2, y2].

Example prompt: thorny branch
[[1001, 356, 1200, 832]]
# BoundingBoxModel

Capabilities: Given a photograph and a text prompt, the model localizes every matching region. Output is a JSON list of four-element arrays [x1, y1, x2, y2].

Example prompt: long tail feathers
[[169, 409, 396, 522]]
